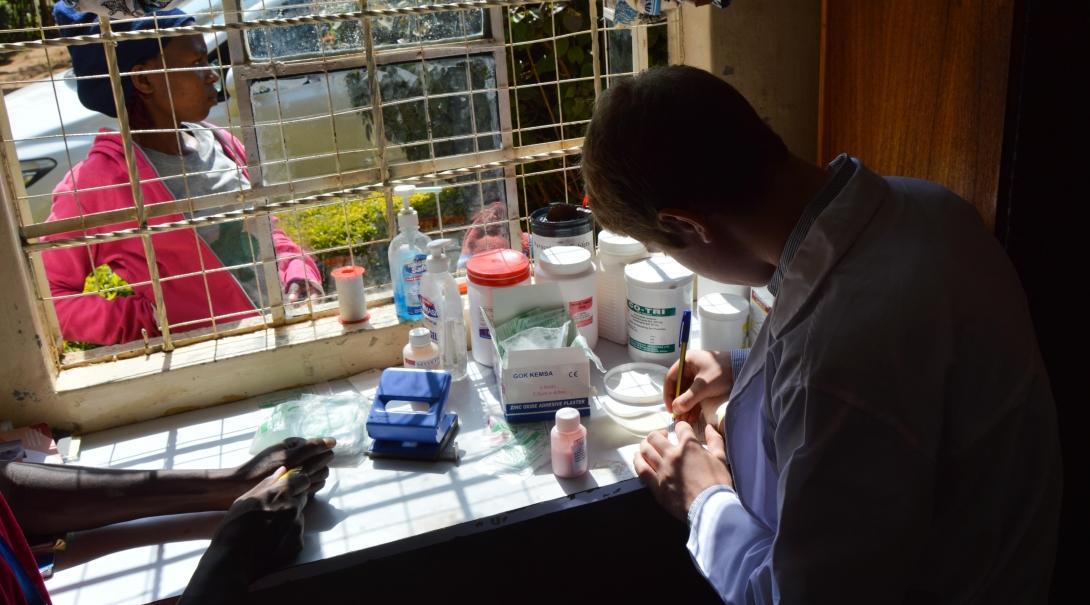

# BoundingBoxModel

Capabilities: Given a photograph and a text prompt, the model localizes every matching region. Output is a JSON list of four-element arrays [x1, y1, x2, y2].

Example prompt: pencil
[[675, 309, 692, 401], [278, 467, 302, 483]]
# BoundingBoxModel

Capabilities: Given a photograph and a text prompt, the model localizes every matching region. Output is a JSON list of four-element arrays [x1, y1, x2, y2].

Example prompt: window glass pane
[[245, 0, 485, 61], [250, 54, 498, 185]]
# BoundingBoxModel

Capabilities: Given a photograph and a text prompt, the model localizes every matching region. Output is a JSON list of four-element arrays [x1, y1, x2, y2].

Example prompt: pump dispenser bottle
[[388, 184, 431, 321], [420, 239, 468, 381]]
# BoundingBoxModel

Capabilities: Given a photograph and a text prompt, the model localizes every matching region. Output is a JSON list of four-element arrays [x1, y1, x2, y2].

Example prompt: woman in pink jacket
[[45, 5, 322, 347]]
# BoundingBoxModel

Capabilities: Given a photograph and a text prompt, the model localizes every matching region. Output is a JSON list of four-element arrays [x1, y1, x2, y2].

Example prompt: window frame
[[0, 0, 678, 386]]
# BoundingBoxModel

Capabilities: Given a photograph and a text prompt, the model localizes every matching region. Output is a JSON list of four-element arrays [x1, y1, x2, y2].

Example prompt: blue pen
[[674, 309, 692, 401]]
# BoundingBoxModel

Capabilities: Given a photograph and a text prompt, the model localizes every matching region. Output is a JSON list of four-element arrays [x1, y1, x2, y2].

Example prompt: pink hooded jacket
[[43, 126, 321, 346]]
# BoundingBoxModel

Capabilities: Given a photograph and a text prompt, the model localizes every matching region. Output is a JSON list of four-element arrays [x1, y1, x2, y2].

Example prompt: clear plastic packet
[[249, 388, 369, 464]]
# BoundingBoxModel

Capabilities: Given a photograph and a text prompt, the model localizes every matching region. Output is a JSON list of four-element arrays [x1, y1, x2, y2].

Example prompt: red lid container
[[331, 265, 365, 280], [465, 249, 530, 288]]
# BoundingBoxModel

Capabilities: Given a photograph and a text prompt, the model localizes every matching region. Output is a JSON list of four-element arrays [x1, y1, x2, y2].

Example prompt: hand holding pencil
[[664, 343, 736, 428]]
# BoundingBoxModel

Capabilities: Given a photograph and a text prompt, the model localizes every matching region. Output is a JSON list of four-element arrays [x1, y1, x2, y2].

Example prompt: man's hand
[[285, 279, 324, 303], [665, 349, 734, 431], [232, 437, 335, 497], [633, 421, 733, 521]]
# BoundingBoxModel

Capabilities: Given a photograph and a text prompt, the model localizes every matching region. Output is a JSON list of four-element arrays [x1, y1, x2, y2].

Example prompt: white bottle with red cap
[[465, 248, 531, 367], [551, 407, 588, 478]]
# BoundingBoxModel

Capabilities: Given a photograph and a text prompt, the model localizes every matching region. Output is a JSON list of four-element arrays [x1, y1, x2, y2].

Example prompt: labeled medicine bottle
[[551, 407, 588, 478], [403, 326, 440, 369]]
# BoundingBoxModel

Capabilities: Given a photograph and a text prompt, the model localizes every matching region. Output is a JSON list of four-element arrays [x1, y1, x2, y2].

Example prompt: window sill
[[51, 303, 413, 433]]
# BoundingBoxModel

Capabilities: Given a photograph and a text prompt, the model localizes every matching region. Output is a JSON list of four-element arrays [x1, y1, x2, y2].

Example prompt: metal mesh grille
[[0, 0, 673, 368]]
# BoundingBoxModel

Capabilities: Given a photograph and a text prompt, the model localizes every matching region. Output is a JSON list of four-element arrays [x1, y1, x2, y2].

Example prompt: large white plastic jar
[[697, 292, 749, 352], [696, 275, 750, 302], [535, 245, 599, 348], [596, 230, 649, 345], [624, 256, 694, 364], [466, 249, 531, 367]]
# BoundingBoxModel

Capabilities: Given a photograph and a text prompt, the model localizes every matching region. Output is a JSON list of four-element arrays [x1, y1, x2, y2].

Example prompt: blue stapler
[[366, 368, 459, 461]]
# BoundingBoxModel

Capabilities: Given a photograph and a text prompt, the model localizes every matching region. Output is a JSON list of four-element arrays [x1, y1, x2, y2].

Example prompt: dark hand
[[233, 437, 336, 496], [231, 466, 312, 561], [180, 467, 316, 604], [633, 421, 733, 521]]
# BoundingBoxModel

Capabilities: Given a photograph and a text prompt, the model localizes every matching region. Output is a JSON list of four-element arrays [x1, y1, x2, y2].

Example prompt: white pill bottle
[[624, 256, 694, 364], [596, 230, 649, 346], [697, 292, 749, 353], [534, 245, 599, 348]]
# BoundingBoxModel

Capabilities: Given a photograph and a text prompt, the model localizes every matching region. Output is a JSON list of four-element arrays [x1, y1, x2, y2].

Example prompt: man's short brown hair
[[581, 66, 789, 247]]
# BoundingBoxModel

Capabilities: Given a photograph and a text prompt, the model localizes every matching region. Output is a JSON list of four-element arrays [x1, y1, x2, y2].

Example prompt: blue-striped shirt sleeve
[[730, 348, 750, 382]]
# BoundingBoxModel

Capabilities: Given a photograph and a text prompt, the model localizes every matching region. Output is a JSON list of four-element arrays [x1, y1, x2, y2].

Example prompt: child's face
[[133, 35, 219, 125]]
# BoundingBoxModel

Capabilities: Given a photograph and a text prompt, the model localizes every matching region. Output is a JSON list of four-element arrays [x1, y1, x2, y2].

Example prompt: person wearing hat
[[42, 3, 324, 347], [56, 0, 183, 18]]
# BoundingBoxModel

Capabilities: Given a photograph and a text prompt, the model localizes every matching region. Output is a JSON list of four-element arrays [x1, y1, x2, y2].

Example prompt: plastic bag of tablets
[[473, 416, 552, 483], [493, 306, 605, 372], [249, 387, 368, 464]]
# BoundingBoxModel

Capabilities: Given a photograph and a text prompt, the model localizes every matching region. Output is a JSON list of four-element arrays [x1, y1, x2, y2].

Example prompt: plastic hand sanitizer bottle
[[420, 239, 468, 381], [388, 184, 431, 322]]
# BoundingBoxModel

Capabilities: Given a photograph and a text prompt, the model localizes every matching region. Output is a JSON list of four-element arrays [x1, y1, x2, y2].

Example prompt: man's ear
[[658, 208, 713, 245]]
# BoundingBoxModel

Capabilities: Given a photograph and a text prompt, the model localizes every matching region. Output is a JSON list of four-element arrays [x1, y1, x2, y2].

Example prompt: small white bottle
[[420, 239, 468, 381], [535, 245, 599, 348], [403, 326, 440, 369], [551, 407, 588, 478]]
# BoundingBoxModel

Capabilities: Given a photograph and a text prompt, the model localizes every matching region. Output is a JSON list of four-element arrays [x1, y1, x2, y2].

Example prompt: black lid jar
[[530, 203, 595, 259]]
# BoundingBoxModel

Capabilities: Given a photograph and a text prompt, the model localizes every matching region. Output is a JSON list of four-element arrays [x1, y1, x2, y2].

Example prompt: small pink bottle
[[551, 407, 588, 478]]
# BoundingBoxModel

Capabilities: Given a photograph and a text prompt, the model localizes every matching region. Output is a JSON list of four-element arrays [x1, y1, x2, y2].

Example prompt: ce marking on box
[[569, 370, 580, 378]]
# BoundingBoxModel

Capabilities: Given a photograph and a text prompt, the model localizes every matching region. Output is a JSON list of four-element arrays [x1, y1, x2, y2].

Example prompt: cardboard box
[[485, 282, 592, 423]]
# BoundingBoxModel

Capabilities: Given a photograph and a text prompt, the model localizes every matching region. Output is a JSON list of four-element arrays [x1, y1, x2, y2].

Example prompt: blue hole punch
[[366, 368, 459, 461]]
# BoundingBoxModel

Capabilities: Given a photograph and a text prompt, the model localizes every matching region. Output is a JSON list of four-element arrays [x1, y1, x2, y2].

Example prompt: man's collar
[[767, 154, 856, 297]]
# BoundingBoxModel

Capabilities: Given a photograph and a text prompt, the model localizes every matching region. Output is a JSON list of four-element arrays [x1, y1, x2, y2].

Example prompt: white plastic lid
[[426, 239, 452, 273], [538, 245, 592, 276], [395, 184, 419, 231], [624, 256, 694, 289], [604, 362, 668, 405], [698, 293, 749, 322], [555, 407, 583, 432], [598, 230, 648, 258], [409, 326, 431, 347]]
